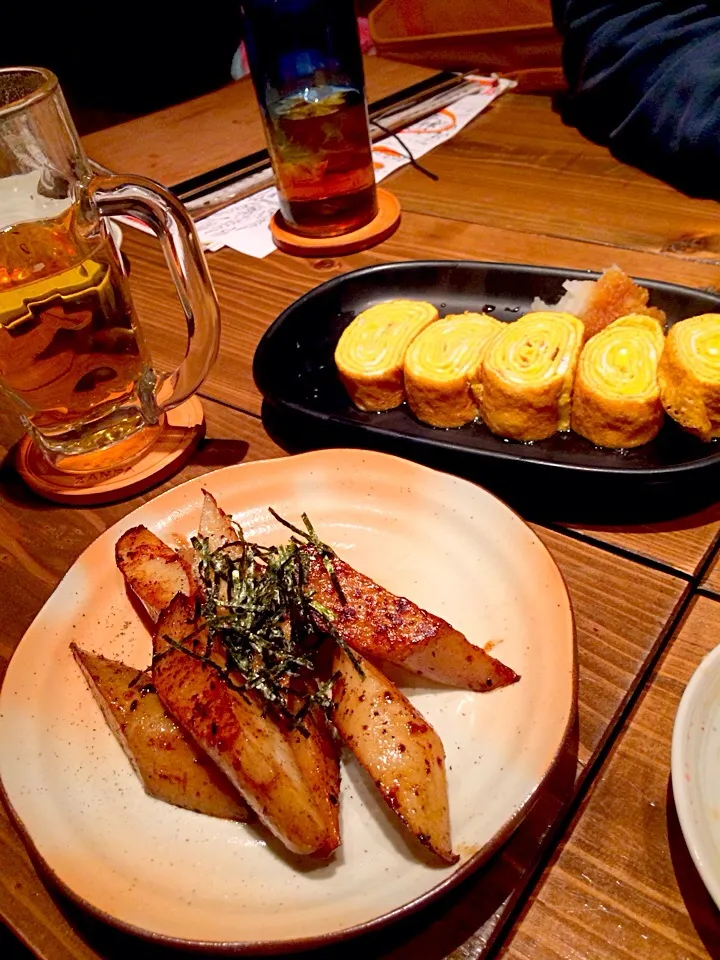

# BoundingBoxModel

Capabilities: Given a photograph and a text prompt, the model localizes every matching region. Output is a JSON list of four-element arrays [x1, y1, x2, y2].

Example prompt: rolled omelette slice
[[572, 314, 665, 448], [478, 311, 584, 441], [658, 313, 720, 441], [404, 313, 504, 427], [335, 299, 439, 411]]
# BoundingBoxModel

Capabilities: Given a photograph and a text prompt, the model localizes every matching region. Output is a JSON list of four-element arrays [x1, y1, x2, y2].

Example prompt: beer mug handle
[[89, 174, 220, 419]]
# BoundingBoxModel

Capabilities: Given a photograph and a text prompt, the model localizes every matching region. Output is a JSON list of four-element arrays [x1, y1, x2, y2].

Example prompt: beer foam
[[0, 171, 71, 230]]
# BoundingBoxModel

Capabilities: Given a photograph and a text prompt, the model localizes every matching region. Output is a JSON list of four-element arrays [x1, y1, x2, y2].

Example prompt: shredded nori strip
[[269, 508, 348, 605], [163, 509, 360, 735]]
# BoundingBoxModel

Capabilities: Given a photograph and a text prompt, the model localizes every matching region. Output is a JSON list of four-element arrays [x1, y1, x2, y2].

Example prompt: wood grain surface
[[386, 95, 720, 259], [83, 58, 435, 185], [498, 594, 720, 960], [564, 511, 720, 579], [700, 551, 720, 598]]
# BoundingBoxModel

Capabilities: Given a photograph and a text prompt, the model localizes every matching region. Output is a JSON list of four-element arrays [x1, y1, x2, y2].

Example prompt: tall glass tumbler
[[241, 0, 378, 238]]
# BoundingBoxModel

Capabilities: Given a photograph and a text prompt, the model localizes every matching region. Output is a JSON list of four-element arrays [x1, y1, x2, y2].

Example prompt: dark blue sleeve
[[551, 1, 720, 198]]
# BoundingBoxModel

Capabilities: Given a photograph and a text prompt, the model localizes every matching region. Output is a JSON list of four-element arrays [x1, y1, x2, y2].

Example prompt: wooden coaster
[[270, 188, 401, 257], [16, 397, 205, 505]]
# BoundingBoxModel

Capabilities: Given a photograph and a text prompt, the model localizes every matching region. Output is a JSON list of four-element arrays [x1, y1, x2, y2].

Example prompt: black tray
[[253, 261, 720, 517]]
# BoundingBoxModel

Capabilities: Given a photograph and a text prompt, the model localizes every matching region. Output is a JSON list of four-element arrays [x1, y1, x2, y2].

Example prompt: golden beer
[[0, 210, 152, 459], [0, 66, 220, 475]]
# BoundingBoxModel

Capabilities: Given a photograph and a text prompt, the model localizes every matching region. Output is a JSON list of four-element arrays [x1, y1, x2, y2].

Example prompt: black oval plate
[[253, 260, 720, 508]]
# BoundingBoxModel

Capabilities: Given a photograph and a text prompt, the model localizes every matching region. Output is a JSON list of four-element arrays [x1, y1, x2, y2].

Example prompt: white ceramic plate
[[0, 449, 575, 951], [672, 643, 720, 907]]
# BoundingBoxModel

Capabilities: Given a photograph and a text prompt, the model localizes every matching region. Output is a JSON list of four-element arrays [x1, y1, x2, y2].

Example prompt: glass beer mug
[[0, 67, 220, 474]]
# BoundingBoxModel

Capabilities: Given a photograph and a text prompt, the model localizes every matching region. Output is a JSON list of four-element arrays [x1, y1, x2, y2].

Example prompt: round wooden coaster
[[16, 397, 205, 505], [270, 188, 401, 257]]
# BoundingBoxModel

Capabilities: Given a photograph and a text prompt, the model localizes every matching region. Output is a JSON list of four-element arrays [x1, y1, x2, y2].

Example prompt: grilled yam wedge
[[198, 489, 243, 555], [303, 547, 519, 692], [116, 526, 195, 621], [332, 648, 457, 864], [152, 594, 340, 857], [193, 489, 246, 600], [71, 644, 250, 821], [195, 494, 342, 849], [288, 700, 341, 852]]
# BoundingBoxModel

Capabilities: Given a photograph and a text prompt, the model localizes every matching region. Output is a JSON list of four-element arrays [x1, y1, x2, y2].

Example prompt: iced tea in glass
[[241, 0, 378, 238]]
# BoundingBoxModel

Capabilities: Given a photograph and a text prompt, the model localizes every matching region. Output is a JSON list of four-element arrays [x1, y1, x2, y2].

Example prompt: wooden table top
[[499, 595, 720, 960], [2, 55, 720, 960]]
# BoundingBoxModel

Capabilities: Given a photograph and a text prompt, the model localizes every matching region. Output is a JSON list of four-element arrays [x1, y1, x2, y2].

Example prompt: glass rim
[[0, 66, 58, 117]]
